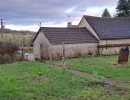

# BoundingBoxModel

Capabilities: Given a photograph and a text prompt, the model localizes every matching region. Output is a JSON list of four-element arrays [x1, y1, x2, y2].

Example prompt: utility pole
[[1, 19, 4, 41]]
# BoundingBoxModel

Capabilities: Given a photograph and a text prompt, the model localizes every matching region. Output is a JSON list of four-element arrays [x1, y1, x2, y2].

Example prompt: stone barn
[[33, 27, 99, 60], [33, 15, 130, 59], [79, 15, 130, 55]]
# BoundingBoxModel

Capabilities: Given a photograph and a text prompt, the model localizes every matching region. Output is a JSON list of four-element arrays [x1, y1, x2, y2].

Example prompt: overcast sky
[[0, 0, 118, 31]]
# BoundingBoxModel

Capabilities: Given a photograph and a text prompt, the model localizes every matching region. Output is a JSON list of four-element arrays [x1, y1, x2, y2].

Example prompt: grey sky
[[0, 0, 118, 30]]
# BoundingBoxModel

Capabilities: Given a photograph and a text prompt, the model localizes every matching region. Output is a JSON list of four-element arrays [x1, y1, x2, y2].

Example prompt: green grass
[[47, 55, 130, 82], [1, 61, 130, 100]]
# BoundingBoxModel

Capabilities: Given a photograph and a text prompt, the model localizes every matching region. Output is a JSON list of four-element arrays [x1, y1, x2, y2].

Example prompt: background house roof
[[36, 27, 99, 45], [84, 15, 130, 40]]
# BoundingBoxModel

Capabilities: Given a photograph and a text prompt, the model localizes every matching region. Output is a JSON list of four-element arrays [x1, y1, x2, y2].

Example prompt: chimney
[[67, 22, 72, 28]]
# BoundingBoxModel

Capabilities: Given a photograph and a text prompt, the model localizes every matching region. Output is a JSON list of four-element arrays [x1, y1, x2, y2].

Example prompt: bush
[[0, 41, 19, 50], [0, 41, 19, 64]]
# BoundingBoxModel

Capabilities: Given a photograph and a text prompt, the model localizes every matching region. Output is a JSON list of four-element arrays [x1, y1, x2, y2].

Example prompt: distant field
[[0, 33, 35, 46]]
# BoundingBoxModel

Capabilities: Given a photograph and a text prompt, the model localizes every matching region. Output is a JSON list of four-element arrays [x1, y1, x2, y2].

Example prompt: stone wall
[[51, 43, 98, 59], [99, 39, 130, 55]]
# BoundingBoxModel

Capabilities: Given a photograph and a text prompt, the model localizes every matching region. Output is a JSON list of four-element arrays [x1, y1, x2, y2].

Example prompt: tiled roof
[[34, 27, 99, 45], [84, 15, 130, 39]]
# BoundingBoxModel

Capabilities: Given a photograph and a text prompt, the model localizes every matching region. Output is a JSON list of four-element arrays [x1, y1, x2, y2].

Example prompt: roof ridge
[[83, 15, 130, 19], [40, 27, 86, 29]]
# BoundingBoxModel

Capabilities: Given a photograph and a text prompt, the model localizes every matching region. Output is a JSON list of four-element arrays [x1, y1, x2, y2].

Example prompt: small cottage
[[33, 15, 130, 59], [33, 27, 99, 59]]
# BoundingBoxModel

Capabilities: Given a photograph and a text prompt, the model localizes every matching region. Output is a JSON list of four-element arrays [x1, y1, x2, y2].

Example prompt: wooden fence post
[[49, 45, 52, 60], [62, 42, 66, 70], [21, 48, 24, 60]]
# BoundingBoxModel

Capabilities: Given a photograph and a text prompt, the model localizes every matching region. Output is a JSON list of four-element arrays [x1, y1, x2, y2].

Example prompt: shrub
[[0, 42, 19, 54], [0, 41, 19, 64]]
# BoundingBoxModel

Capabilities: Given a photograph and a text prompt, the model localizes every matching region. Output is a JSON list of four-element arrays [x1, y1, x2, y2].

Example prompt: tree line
[[102, 0, 130, 18], [0, 28, 35, 35]]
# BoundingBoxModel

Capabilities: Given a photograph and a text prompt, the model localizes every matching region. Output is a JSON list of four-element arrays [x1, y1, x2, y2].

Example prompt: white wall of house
[[99, 39, 130, 45], [99, 47, 129, 55], [78, 17, 99, 40], [99, 39, 130, 55], [33, 32, 50, 59], [51, 43, 98, 59]]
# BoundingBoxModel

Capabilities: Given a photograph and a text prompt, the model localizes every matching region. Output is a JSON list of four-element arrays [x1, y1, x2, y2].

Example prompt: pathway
[[44, 63, 130, 89]]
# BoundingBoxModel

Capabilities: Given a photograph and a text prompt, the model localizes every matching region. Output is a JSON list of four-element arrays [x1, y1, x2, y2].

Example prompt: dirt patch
[[110, 62, 130, 67], [86, 82, 129, 96], [75, 61, 95, 66], [45, 76, 50, 82], [30, 74, 50, 83], [111, 63, 118, 66]]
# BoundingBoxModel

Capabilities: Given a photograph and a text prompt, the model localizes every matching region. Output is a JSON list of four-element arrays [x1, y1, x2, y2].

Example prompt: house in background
[[33, 27, 99, 59], [79, 15, 130, 55], [33, 15, 130, 60]]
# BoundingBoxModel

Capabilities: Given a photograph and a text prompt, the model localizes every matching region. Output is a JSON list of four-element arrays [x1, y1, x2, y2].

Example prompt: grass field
[[1, 61, 130, 99], [47, 55, 130, 82]]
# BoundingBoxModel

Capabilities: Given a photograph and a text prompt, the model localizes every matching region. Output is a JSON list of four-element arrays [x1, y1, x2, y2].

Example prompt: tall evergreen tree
[[116, 0, 130, 17], [102, 8, 111, 17], [128, 0, 130, 9]]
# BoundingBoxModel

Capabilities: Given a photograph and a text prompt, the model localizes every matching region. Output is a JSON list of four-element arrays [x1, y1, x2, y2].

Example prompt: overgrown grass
[[47, 55, 130, 82], [1, 61, 130, 99], [0, 34, 34, 46]]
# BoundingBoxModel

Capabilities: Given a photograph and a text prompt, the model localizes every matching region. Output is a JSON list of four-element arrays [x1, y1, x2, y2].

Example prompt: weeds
[[92, 73, 105, 83]]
